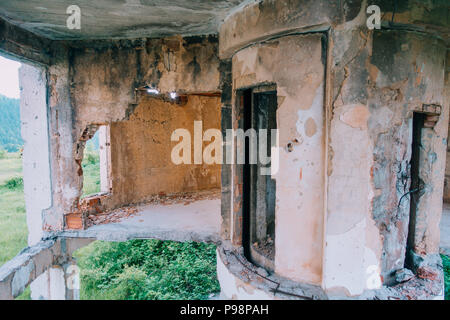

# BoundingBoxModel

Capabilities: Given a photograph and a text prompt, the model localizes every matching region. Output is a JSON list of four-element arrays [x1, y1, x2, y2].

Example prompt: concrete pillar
[[30, 266, 66, 300], [19, 51, 61, 301], [29, 261, 80, 300], [64, 261, 81, 300], [19, 63, 52, 246]]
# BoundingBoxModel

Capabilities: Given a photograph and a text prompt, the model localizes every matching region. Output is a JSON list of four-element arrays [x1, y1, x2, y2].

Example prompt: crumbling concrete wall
[[369, 31, 448, 282], [37, 35, 223, 231], [443, 54, 450, 203], [325, 27, 447, 295], [43, 46, 79, 232], [70, 35, 221, 127], [107, 95, 221, 209], [3, 29, 225, 234], [231, 34, 326, 285], [219, 0, 449, 299], [0, 18, 90, 300], [0, 15, 72, 235], [219, 59, 233, 241], [444, 129, 450, 202], [219, 0, 449, 60]]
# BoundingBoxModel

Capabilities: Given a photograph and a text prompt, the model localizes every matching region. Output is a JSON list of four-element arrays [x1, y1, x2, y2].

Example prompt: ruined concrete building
[[0, 0, 449, 300]]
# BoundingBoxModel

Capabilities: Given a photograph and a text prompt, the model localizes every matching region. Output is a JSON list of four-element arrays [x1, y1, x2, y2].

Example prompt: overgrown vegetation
[[74, 240, 220, 300], [4, 176, 23, 190], [442, 254, 450, 300], [1, 152, 220, 300], [0, 153, 27, 267]]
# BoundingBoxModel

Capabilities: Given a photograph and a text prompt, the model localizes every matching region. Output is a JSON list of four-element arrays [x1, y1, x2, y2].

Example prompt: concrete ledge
[[219, 0, 450, 59], [0, 17, 52, 65], [0, 239, 59, 299], [217, 243, 328, 300], [0, 238, 92, 300], [217, 243, 445, 300], [60, 198, 221, 243]]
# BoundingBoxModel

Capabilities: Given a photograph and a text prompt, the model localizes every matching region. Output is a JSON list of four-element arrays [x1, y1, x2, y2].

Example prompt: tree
[[0, 94, 22, 152]]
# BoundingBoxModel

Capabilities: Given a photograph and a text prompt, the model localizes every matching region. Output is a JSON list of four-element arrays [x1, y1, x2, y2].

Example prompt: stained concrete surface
[[107, 96, 222, 210], [0, 0, 248, 40], [61, 198, 221, 243], [440, 203, 450, 256], [231, 34, 326, 285]]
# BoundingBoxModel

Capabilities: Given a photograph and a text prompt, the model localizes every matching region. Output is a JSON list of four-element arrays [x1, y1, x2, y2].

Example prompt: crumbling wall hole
[[65, 124, 112, 230], [77, 124, 112, 199]]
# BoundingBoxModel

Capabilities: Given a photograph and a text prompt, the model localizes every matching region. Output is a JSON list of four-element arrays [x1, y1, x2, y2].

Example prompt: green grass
[[15, 287, 31, 300], [81, 142, 101, 197], [0, 152, 22, 185], [0, 153, 27, 268], [0, 153, 30, 299]]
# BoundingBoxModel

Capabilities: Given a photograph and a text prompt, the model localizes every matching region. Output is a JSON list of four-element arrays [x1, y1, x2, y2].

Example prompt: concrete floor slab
[[61, 198, 221, 243], [61, 198, 450, 252]]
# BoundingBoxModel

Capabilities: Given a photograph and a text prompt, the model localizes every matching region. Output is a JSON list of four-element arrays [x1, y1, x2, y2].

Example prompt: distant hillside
[[0, 94, 22, 152]]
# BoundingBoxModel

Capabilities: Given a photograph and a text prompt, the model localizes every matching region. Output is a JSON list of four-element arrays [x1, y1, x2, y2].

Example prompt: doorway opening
[[240, 84, 277, 271], [406, 112, 426, 268]]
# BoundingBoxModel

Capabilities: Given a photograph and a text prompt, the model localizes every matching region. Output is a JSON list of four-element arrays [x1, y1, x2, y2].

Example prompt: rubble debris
[[256, 267, 269, 277], [85, 206, 138, 228], [394, 268, 415, 283], [416, 266, 439, 281], [253, 236, 275, 261], [142, 189, 221, 207], [84, 189, 221, 227]]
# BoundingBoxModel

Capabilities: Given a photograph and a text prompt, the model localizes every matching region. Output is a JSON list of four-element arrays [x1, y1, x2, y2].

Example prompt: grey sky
[[0, 56, 21, 99]]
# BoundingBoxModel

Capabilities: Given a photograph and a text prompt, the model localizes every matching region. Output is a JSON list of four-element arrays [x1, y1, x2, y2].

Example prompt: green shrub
[[442, 254, 450, 300], [83, 140, 99, 166], [85, 152, 99, 165], [15, 205, 26, 213], [75, 240, 220, 300], [3, 177, 23, 190], [0, 148, 6, 159]]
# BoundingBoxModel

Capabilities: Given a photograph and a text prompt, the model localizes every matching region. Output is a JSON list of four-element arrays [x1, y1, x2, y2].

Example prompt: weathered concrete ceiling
[[0, 0, 249, 40]]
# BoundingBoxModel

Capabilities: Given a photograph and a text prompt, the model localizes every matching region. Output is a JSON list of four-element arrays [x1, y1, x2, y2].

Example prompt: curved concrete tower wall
[[218, 0, 449, 299]]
